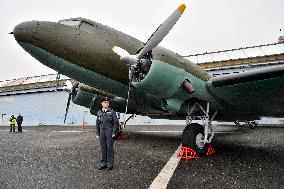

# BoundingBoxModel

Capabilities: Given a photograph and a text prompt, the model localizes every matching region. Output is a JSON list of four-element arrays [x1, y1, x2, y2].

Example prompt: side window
[[80, 22, 94, 33]]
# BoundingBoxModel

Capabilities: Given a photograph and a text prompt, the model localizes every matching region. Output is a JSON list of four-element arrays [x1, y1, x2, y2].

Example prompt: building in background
[[0, 74, 92, 126], [0, 37, 283, 126]]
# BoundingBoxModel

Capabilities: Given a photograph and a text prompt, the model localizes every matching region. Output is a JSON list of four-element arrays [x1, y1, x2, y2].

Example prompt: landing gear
[[113, 114, 136, 141], [246, 121, 258, 129], [182, 123, 209, 156], [182, 102, 217, 156]]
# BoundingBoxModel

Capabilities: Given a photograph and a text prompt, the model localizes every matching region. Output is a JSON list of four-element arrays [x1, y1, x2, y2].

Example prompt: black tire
[[181, 123, 209, 156]]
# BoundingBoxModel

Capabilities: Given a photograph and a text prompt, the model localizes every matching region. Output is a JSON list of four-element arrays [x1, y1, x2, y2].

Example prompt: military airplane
[[11, 4, 284, 155]]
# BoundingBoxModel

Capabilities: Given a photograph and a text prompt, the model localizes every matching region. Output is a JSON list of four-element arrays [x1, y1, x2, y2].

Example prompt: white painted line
[[52, 131, 84, 133], [148, 145, 181, 189], [0, 130, 241, 134], [0, 130, 29, 132], [137, 130, 242, 134], [137, 131, 182, 133]]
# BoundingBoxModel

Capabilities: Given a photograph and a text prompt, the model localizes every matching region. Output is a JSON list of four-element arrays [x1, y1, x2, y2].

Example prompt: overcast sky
[[0, 0, 283, 81]]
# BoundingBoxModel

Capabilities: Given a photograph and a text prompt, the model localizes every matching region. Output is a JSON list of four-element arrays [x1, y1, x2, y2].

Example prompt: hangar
[[0, 37, 283, 126], [0, 74, 94, 126]]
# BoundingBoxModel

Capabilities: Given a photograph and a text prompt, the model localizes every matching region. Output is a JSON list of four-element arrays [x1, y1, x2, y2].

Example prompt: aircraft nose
[[13, 21, 39, 44], [12, 20, 130, 84]]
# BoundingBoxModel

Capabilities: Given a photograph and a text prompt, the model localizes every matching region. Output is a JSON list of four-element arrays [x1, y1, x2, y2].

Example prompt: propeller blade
[[112, 46, 130, 57], [136, 4, 186, 59], [63, 81, 79, 124], [72, 82, 79, 91], [64, 93, 72, 124]]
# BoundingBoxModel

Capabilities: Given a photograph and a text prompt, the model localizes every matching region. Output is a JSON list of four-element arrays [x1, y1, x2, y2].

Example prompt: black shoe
[[106, 167, 113, 170], [98, 165, 107, 170]]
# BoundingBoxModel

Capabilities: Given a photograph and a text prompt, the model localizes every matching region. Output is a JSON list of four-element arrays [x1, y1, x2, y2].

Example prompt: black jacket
[[17, 115, 23, 124]]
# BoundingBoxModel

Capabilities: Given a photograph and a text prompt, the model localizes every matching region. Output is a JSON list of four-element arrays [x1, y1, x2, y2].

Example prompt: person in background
[[17, 113, 23, 133], [9, 115, 16, 133]]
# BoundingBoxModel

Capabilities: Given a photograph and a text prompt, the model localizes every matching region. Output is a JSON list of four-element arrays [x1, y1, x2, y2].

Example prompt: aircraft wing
[[208, 65, 284, 119]]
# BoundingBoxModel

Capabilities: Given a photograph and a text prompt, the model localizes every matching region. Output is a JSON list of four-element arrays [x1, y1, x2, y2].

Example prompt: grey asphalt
[[0, 124, 283, 189]]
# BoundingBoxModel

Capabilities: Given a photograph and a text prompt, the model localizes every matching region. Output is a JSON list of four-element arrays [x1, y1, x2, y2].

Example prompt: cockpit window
[[58, 18, 95, 33], [79, 21, 94, 33], [58, 20, 81, 27]]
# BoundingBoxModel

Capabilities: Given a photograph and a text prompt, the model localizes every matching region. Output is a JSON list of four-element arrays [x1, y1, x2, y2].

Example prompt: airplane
[[11, 4, 284, 156]]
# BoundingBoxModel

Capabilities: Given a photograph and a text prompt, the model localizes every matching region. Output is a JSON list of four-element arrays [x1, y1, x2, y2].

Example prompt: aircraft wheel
[[181, 123, 209, 156]]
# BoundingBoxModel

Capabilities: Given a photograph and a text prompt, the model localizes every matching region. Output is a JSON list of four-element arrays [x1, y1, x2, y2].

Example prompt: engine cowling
[[132, 59, 208, 112], [72, 89, 98, 108], [70, 84, 133, 115]]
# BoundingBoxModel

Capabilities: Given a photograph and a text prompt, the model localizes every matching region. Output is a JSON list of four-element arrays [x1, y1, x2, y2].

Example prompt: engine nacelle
[[132, 60, 206, 112], [72, 89, 98, 108], [71, 84, 136, 115]]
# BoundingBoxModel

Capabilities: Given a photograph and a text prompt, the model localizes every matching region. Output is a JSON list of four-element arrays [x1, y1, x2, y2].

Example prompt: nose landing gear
[[181, 102, 218, 156]]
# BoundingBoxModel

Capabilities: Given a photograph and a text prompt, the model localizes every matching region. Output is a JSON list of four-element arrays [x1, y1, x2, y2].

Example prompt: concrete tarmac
[[0, 124, 283, 189]]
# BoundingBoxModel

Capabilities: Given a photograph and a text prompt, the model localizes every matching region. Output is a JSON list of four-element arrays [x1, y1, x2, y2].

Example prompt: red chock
[[177, 147, 199, 160], [206, 145, 215, 156], [113, 132, 127, 141], [117, 133, 126, 141]]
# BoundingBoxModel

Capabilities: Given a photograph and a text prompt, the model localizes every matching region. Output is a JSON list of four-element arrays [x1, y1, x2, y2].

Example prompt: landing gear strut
[[182, 102, 217, 156]]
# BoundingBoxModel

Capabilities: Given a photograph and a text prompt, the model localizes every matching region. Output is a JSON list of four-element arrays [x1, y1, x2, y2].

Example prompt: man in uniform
[[96, 97, 119, 170]]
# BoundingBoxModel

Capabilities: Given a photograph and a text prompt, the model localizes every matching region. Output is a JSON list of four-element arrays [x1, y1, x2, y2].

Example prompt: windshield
[[58, 20, 81, 27]]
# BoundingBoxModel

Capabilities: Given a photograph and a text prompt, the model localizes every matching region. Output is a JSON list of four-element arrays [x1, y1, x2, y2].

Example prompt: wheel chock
[[206, 145, 215, 156], [113, 132, 127, 141], [177, 147, 199, 160], [117, 133, 127, 141]]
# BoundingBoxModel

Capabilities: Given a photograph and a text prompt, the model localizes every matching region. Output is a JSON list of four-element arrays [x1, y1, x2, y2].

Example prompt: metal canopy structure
[[184, 42, 284, 66], [0, 74, 70, 93]]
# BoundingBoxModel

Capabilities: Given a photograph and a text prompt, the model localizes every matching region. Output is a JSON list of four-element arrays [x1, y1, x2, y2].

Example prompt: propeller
[[63, 80, 79, 124], [112, 4, 186, 124], [112, 3, 186, 70]]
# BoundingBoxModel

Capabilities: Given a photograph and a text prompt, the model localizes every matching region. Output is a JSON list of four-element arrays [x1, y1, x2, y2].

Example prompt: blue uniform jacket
[[96, 109, 119, 136]]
